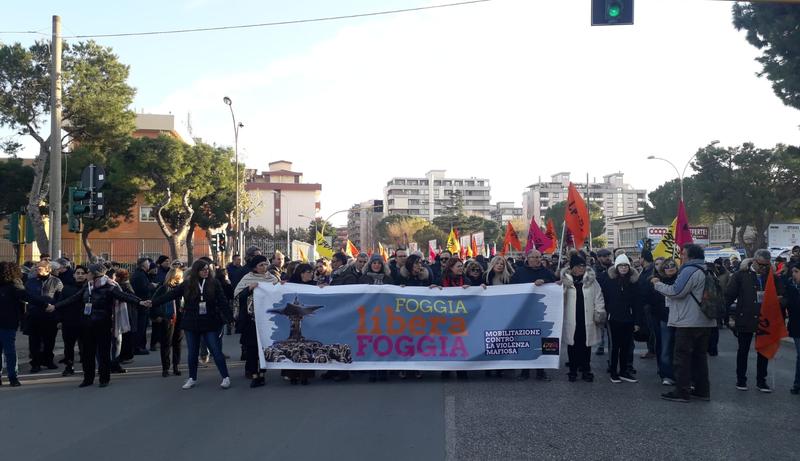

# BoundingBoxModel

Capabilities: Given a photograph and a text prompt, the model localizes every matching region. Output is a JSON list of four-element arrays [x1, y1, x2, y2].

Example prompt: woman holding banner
[[234, 255, 278, 388], [561, 254, 605, 382], [482, 255, 515, 378]]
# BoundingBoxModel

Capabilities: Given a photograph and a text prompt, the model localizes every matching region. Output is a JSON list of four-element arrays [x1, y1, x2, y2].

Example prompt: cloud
[[156, 0, 800, 225]]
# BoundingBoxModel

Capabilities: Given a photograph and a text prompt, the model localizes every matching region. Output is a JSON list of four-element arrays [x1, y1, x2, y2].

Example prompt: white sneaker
[[662, 378, 675, 386], [220, 377, 231, 389], [182, 378, 197, 390]]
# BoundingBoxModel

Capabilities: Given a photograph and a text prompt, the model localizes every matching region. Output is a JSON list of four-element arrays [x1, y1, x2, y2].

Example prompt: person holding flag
[[783, 262, 800, 395], [725, 249, 785, 393]]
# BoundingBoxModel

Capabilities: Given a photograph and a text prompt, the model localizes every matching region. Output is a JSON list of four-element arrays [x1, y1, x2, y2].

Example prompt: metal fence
[[0, 236, 292, 265]]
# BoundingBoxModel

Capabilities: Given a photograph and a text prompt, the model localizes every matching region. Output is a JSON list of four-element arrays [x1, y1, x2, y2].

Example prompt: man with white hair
[[24, 260, 63, 373]]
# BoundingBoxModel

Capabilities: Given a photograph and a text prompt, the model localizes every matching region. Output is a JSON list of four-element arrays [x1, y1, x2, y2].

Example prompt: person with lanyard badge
[[725, 249, 785, 393], [55, 263, 147, 388], [150, 260, 234, 390]]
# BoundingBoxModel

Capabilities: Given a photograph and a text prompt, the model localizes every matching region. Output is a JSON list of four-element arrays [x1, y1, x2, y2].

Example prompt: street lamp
[[647, 153, 698, 203], [272, 190, 290, 259], [223, 96, 244, 257]]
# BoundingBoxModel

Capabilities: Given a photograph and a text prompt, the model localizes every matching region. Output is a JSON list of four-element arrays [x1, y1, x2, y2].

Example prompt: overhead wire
[[59, 0, 493, 39]]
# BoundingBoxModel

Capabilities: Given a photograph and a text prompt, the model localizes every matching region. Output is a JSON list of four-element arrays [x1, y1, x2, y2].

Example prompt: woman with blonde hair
[[151, 267, 185, 377], [485, 255, 515, 286]]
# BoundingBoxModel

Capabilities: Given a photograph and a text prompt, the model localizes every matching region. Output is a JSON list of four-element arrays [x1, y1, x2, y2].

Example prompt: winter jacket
[[561, 268, 605, 347], [783, 275, 800, 338], [397, 266, 431, 287], [725, 259, 785, 333], [510, 265, 557, 285], [649, 267, 677, 323], [57, 281, 87, 327], [654, 259, 716, 328], [24, 275, 63, 318], [151, 278, 233, 333], [150, 283, 182, 321], [0, 280, 50, 330], [131, 268, 154, 300], [600, 266, 643, 324], [358, 272, 394, 285], [55, 276, 141, 325], [330, 263, 362, 286]]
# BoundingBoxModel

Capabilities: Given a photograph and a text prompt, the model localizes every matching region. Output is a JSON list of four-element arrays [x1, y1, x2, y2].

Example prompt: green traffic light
[[608, 3, 621, 17]]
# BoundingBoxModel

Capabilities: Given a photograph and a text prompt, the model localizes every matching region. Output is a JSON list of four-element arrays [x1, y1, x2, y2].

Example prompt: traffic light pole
[[49, 15, 63, 258]]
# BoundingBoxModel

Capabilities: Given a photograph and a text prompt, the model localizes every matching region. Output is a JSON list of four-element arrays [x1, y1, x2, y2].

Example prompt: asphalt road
[[1, 331, 798, 461]]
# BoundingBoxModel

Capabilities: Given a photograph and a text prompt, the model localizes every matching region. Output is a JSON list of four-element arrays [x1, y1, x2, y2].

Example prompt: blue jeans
[[794, 337, 800, 389], [185, 330, 229, 380], [0, 328, 18, 380], [659, 321, 675, 380]]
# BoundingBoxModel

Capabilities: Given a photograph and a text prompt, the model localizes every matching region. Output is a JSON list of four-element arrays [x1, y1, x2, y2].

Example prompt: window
[[140, 206, 156, 222]]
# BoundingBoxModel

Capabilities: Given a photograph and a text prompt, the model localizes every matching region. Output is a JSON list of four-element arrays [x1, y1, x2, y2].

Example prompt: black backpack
[[686, 264, 726, 320]]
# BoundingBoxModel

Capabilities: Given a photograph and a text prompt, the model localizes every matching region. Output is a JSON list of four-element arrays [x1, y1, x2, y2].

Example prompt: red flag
[[755, 267, 788, 359], [542, 218, 558, 254], [525, 216, 554, 253], [470, 235, 478, 258], [491, 242, 497, 256], [428, 240, 437, 262], [564, 183, 590, 249], [675, 200, 693, 248], [500, 222, 522, 255]]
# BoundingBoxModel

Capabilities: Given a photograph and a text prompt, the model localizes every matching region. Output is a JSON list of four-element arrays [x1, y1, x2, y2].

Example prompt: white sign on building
[[647, 226, 710, 247]]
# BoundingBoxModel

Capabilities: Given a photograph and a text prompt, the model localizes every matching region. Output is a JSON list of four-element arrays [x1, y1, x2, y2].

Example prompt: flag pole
[[557, 220, 567, 273], [587, 173, 593, 253]]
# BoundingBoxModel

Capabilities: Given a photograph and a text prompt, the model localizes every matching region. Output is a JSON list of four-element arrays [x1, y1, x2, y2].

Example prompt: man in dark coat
[[131, 257, 155, 355], [725, 249, 785, 393], [24, 261, 63, 372], [510, 249, 557, 381]]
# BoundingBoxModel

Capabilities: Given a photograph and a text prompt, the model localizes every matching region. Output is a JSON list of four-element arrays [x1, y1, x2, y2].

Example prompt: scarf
[[234, 271, 278, 314], [363, 272, 385, 285]]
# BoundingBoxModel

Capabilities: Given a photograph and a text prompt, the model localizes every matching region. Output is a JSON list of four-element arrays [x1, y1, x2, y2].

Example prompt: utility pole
[[49, 15, 63, 257]]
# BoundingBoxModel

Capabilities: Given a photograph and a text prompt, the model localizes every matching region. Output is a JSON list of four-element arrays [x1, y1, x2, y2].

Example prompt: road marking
[[444, 394, 457, 461]]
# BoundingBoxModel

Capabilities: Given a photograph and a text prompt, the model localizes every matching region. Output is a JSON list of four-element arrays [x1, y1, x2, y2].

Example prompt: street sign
[[80, 164, 106, 190]]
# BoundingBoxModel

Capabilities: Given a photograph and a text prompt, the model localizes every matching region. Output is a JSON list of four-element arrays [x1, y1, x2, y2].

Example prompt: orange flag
[[543, 218, 559, 254], [500, 222, 522, 255], [470, 235, 478, 258], [755, 267, 788, 359], [565, 182, 590, 249], [346, 239, 359, 258], [378, 243, 389, 262]]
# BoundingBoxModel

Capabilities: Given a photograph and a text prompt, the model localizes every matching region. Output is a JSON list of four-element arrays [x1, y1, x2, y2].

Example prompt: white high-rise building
[[522, 172, 646, 247], [384, 170, 491, 220]]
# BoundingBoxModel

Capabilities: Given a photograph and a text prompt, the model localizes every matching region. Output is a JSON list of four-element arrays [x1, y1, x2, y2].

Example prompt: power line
[[58, 0, 492, 39]]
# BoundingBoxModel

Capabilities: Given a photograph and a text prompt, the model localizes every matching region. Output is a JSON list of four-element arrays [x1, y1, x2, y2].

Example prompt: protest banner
[[254, 283, 563, 371]]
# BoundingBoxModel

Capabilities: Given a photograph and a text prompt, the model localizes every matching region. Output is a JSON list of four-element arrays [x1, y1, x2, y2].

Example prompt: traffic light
[[211, 233, 219, 252], [69, 187, 92, 215], [592, 0, 633, 26], [3, 212, 20, 244], [217, 233, 226, 252]]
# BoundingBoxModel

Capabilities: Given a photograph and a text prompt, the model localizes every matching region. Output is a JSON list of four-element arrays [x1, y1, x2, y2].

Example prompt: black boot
[[9, 377, 21, 387], [62, 366, 75, 377]]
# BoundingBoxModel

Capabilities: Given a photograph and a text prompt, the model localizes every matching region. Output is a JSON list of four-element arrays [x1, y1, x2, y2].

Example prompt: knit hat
[[597, 248, 612, 257], [569, 254, 586, 268], [249, 255, 268, 269], [614, 254, 631, 268]]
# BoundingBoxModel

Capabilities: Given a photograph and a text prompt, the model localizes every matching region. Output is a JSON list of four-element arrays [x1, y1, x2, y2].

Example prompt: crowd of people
[[0, 244, 798, 403]]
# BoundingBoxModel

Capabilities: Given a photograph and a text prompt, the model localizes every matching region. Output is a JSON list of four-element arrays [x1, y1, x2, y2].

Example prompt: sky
[[2, 0, 799, 227]]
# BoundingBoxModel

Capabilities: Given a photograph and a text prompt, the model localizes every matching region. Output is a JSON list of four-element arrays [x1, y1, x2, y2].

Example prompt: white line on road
[[445, 394, 457, 461]]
